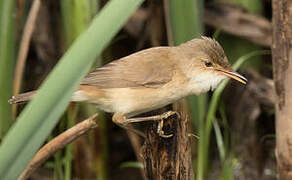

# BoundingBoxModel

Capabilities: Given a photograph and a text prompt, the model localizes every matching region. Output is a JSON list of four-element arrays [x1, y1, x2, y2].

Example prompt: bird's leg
[[112, 111, 179, 138], [112, 113, 146, 138]]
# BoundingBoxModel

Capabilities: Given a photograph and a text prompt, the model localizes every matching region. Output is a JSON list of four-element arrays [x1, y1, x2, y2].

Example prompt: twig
[[204, 2, 272, 46], [19, 114, 98, 180], [13, 0, 41, 118]]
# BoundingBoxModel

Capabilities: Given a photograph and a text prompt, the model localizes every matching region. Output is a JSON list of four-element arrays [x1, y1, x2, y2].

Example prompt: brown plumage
[[81, 47, 175, 89], [9, 37, 247, 137]]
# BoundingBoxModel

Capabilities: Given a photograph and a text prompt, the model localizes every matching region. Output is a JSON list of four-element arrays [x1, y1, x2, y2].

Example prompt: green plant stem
[[54, 150, 64, 180], [168, 0, 203, 43], [61, 0, 98, 47], [213, 118, 225, 162], [0, 0, 15, 138], [64, 104, 79, 180]]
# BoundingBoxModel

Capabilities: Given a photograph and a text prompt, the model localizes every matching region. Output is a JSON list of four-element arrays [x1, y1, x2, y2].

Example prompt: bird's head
[[178, 36, 247, 94]]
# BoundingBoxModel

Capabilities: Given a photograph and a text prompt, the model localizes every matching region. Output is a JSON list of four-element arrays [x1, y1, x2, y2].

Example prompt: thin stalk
[[219, 104, 230, 155], [213, 118, 225, 162], [0, 0, 15, 137], [95, 112, 108, 180], [219, 104, 234, 180], [221, 158, 235, 180], [64, 104, 79, 180], [13, 0, 40, 118], [61, 0, 98, 47], [53, 150, 64, 180]]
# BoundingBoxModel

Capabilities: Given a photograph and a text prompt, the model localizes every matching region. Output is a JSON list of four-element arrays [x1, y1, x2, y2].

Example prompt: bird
[[9, 36, 247, 138]]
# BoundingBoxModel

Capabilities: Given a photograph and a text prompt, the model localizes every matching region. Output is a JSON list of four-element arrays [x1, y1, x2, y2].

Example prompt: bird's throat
[[187, 72, 226, 94]]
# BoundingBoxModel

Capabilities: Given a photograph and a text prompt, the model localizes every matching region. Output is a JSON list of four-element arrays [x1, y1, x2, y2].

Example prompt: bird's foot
[[157, 111, 179, 138]]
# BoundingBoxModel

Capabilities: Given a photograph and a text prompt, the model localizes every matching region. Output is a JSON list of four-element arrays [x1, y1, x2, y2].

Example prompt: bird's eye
[[204, 61, 213, 67]]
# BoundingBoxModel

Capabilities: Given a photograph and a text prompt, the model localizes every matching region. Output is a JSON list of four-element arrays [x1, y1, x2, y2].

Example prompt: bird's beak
[[216, 69, 247, 84]]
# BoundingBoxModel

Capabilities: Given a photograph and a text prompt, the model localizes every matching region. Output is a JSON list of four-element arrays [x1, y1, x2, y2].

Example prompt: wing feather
[[81, 47, 175, 88]]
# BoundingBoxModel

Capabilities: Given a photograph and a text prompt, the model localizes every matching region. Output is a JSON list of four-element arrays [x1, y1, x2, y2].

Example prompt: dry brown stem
[[142, 100, 193, 179], [204, 2, 272, 47], [272, 0, 292, 179], [13, 0, 41, 118], [19, 114, 98, 180]]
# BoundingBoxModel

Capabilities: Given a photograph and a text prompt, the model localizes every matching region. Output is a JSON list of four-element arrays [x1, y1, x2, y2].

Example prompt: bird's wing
[[81, 47, 175, 89]]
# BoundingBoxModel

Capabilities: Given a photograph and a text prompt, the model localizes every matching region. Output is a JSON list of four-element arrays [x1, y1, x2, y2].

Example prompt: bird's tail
[[8, 91, 37, 104], [8, 85, 105, 104]]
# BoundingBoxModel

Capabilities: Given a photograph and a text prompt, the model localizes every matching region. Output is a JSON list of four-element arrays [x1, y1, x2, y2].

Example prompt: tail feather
[[8, 85, 105, 104], [8, 91, 37, 104]]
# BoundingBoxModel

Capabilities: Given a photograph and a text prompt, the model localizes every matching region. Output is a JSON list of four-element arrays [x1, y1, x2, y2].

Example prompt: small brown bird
[[9, 37, 247, 137]]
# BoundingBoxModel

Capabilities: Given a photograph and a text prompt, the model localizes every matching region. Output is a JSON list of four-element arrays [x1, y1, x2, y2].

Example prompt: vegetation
[[0, 0, 280, 179]]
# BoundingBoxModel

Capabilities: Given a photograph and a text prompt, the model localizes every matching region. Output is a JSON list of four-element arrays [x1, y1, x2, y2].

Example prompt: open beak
[[216, 69, 247, 84]]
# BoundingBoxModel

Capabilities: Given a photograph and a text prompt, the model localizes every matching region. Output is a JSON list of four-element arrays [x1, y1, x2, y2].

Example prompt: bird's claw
[[161, 111, 180, 120], [157, 111, 179, 138]]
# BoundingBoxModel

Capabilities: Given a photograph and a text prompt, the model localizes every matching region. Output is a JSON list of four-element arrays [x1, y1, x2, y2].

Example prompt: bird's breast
[[101, 84, 187, 117]]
